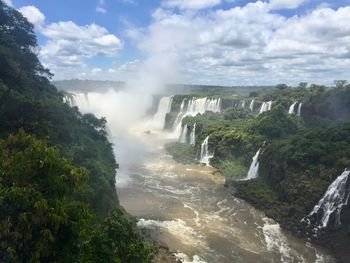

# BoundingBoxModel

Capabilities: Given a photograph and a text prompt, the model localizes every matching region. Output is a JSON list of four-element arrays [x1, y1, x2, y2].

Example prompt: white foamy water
[[189, 123, 196, 145], [152, 96, 173, 130], [289, 101, 298, 114], [246, 148, 261, 180], [173, 97, 221, 137], [301, 169, 350, 237], [198, 136, 213, 166], [259, 101, 273, 114]]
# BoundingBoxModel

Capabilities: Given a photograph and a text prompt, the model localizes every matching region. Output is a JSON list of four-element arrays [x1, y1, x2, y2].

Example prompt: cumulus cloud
[[17, 1, 350, 84], [162, 0, 222, 10], [268, 0, 307, 10], [91, 67, 102, 75], [40, 21, 122, 75], [19, 6, 45, 27], [128, 2, 350, 85], [18, 5, 123, 79]]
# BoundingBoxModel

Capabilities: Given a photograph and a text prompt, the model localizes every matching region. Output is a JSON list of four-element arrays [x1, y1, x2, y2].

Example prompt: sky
[[5, 0, 350, 85]]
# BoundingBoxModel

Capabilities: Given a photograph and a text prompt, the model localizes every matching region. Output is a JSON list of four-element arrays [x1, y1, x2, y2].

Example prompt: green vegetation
[[165, 82, 350, 261], [165, 142, 197, 164], [0, 2, 155, 262]]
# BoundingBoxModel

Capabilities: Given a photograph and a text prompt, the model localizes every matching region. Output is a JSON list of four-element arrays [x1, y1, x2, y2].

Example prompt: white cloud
[[106, 60, 143, 79], [127, 2, 350, 85], [17, 1, 350, 84], [19, 6, 45, 27], [40, 21, 122, 73], [96, 0, 107, 13], [18, 5, 123, 79], [162, 0, 221, 10], [268, 0, 307, 10], [91, 67, 102, 75], [96, 6, 107, 13]]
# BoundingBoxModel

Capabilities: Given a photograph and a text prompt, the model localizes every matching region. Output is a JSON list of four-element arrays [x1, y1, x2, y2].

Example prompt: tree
[[82, 208, 156, 263], [0, 0, 52, 92], [334, 80, 347, 89], [0, 130, 91, 262], [298, 82, 308, 89], [275, 84, 288, 90]]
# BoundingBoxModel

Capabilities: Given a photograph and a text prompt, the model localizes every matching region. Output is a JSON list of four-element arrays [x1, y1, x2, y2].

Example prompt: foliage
[[164, 82, 350, 261], [248, 105, 299, 139], [0, 2, 154, 262], [0, 2, 118, 218], [0, 131, 91, 262], [82, 208, 156, 263], [165, 143, 197, 164], [214, 159, 247, 178]]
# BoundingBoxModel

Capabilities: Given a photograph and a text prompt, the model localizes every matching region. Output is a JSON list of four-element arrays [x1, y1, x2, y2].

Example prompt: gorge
[[64, 88, 348, 263]]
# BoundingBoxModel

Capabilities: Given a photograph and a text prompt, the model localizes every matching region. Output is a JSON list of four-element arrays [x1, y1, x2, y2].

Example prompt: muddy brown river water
[[115, 131, 334, 263]]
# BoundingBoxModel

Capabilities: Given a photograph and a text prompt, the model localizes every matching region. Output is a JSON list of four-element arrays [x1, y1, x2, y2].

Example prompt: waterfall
[[301, 169, 350, 236], [288, 102, 298, 114], [152, 96, 173, 130], [179, 98, 186, 112], [241, 100, 246, 108], [173, 97, 221, 137], [190, 123, 196, 145], [297, 103, 302, 116], [69, 93, 90, 113], [259, 102, 267, 114], [246, 148, 261, 180], [249, 99, 255, 111], [179, 124, 188, 143], [259, 101, 273, 114], [63, 94, 76, 107], [206, 98, 222, 112], [199, 136, 213, 166]]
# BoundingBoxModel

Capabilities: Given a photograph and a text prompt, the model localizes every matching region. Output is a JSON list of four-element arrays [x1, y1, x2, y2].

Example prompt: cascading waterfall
[[246, 148, 261, 180], [189, 123, 196, 145], [267, 101, 273, 111], [63, 94, 76, 107], [301, 169, 350, 237], [179, 98, 186, 112], [173, 97, 221, 137], [179, 124, 188, 143], [152, 96, 173, 130], [206, 98, 222, 112], [241, 100, 246, 108], [297, 103, 302, 116], [67, 92, 91, 113], [199, 136, 213, 166], [259, 101, 273, 114], [288, 102, 298, 114], [249, 99, 255, 111], [186, 97, 221, 114]]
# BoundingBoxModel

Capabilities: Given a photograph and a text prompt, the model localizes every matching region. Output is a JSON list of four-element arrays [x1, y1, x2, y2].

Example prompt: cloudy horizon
[[8, 0, 350, 86]]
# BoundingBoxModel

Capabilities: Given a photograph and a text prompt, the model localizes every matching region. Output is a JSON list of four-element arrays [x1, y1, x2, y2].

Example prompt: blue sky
[[6, 0, 350, 85]]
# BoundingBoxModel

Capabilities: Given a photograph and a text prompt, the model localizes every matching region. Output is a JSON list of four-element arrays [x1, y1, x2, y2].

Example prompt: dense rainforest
[[0, 1, 155, 262], [164, 83, 350, 262]]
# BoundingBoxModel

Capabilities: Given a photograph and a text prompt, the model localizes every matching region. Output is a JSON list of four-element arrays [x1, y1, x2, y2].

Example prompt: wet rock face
[[299, 170, 350, 239]]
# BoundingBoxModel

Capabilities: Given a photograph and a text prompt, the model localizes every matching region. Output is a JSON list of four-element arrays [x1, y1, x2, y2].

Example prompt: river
[[70, 90, 334, 263], [115, 130, 334, 263]]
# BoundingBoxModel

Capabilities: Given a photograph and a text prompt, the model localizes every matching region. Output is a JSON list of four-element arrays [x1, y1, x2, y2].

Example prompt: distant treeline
[[53, 79, 126, 92]]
